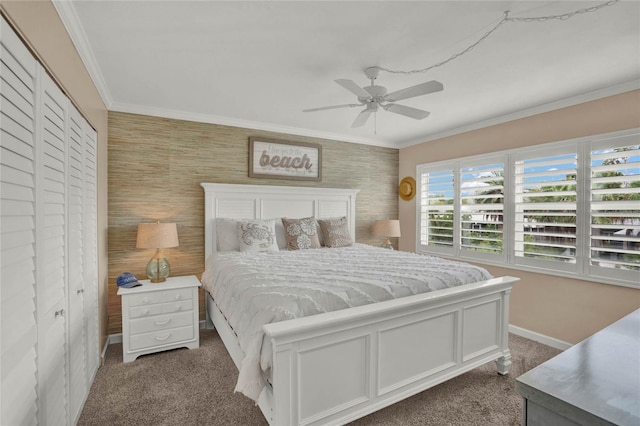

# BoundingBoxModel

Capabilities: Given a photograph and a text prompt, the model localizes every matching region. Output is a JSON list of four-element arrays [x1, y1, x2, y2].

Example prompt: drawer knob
[[174, 294, 182, 301], [141, 309, 149, 316], [154, 318, 172, 326], [142, 298, 150, 304], [155, 333, 172, 341]]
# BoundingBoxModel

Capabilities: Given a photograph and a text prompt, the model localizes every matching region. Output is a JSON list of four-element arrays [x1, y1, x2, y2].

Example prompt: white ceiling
[[55, 1, 639, 149]]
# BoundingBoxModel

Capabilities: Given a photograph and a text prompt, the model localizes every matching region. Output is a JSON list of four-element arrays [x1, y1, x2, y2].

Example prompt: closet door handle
[[77, 289, 84, 294], [154, 318, 172, 326], [55, 309, 65, 318]]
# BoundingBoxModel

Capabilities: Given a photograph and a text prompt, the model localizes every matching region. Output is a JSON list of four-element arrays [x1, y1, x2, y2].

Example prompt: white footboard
[[259, 276, 517, 426]]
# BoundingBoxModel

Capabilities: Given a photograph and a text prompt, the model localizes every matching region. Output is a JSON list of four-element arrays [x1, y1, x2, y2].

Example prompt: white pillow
[[215, 218, 241, 251], [274, 218, 288, 250], [238, 219, 279, 253]]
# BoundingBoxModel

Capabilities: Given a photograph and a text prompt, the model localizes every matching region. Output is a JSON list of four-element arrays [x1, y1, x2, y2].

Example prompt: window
[[588, 136, 640, 283], [419, 156, 505, 262], [514, 149, 577, 272], [416, 129, 639, 288], [419, 168, 455, 254], [460, 162, 504, 257]]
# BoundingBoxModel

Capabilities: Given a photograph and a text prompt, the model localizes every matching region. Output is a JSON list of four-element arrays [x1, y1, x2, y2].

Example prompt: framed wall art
[[249, 137, 322, 181]]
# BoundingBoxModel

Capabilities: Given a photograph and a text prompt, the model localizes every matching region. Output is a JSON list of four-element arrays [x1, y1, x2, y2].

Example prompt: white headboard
[[201, 183, 360, 259]]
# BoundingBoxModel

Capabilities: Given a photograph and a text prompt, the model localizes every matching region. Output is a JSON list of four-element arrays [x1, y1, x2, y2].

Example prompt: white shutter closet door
[[37, 71, 68, 426], [83, 122, 100, 380], [67, 106, 86, 422], [0, 15, 39, 426]]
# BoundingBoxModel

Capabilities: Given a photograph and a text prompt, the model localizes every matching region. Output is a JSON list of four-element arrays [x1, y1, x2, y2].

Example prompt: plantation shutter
[[0, 16, 39, 426], [589, 137, 640, 282], [460, 161, 504, 258], [419, 167, 455, 255], [514, 149, 578, 272]]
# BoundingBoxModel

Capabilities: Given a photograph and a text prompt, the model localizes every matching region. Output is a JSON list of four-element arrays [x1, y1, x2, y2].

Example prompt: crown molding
[[397, 80, 640, 149], [52, 0, 113, 108], [109, 102, 399, 149]]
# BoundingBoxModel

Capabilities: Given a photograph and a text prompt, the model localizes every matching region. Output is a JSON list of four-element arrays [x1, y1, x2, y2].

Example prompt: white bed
[[201, 183, 518, 426]]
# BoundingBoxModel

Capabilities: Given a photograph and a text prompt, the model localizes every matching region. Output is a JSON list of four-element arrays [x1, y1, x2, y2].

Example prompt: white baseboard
[[509, 324, 572, 351], [101, 333, 122, 364]]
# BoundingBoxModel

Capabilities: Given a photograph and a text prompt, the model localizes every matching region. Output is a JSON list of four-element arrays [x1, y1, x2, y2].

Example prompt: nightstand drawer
[[129, 325, 195, 351], [129, 303, 163, 319], [163, 288, 193, 303], [163, 299, 193, 314], [130, 311, 193, 335], [128, 292, 164, 307]]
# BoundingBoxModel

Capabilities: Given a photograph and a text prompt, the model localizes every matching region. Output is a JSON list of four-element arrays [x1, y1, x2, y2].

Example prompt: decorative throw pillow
[[318, 217, 353, 248], [237, 219, 279, 253], [281, 217, 321, 250]]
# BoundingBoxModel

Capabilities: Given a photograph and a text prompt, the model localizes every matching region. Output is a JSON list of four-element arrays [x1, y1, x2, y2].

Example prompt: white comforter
[[201, 244, 492, 401]]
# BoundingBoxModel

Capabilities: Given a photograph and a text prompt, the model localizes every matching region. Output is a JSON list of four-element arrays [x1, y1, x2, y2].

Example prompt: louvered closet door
[[37, 71, 68, 426], [67, 106, 86, 423], [0, 16, 39, 426], [83, 122, 99, 380]]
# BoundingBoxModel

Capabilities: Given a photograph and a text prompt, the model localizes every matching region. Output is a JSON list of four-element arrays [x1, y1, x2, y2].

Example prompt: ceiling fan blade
[[335, 79, 371, 99], [303, 103, 361, 112], [384, 103, 430, 120], [385, 80, 443, 102], [351, 108, 374, 128]]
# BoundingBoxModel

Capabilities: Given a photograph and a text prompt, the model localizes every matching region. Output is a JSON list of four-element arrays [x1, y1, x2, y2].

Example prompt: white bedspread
[[201, 244, 492, 401]]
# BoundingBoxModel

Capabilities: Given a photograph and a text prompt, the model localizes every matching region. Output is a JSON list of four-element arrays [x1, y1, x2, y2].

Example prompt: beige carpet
[[78, 330, 561, 426]]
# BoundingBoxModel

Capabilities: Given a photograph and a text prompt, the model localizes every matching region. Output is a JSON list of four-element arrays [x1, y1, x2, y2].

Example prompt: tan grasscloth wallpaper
[[108, 111, 399, 334]]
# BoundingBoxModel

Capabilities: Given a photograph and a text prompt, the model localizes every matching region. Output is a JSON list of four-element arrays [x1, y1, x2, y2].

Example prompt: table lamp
[[373, 219, 401, 250], [136, 221, 179, 283]]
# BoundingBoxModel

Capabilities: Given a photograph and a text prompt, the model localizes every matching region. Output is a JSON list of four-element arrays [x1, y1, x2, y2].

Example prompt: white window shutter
[[0, 16, 39, 426], [418, 167, 455, 255], [460, 161, 505, 259], [589, 137, 640, 282], [514, 150, 578, 272]]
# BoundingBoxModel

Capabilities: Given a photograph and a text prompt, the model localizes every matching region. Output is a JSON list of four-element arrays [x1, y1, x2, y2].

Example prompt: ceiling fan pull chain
[[372, 0, 618, 76]]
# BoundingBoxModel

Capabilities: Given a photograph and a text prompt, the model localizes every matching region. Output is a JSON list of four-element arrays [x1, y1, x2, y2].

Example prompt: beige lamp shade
[[373, 220, 401, 238], [136, 222, 179, 249]]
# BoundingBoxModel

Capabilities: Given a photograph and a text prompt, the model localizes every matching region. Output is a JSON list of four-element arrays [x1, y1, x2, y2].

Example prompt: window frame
[[415, 128, 639, 289]]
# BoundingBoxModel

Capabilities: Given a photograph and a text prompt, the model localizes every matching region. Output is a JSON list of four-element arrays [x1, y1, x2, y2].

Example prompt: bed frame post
[[496, 287, 512, 375]]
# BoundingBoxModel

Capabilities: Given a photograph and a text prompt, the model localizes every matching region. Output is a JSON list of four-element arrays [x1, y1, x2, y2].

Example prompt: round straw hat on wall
[[398, 176, 416, 201]]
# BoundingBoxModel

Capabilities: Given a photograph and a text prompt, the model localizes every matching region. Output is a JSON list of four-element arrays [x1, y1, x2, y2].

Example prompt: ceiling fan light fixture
[[305, 68, 442, 128]]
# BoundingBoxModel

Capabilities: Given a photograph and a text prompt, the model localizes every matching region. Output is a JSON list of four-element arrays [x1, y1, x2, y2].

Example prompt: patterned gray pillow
[[318, 217, 353, 248], [282, 217, 321, 250], [237, 219, 279, 252]]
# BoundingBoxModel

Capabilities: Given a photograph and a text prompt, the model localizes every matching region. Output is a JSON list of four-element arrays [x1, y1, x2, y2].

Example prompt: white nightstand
[[117, 275, 201, 363]]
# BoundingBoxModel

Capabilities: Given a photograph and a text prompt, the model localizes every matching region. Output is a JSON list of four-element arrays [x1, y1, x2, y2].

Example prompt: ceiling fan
[[303, 67, 443, 128]]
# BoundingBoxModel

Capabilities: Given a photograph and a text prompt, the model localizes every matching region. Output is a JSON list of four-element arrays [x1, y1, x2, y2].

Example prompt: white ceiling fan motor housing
[[360, 85, 387, 104]]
